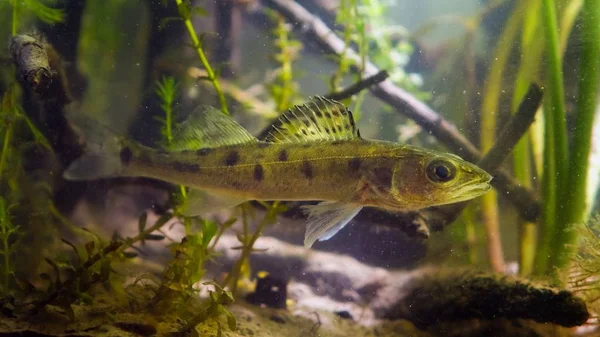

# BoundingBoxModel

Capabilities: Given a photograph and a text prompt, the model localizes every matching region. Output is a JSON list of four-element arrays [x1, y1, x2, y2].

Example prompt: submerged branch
[[478, 85, 543, 173], [326, 70, 389, 101], [261, 0, 541, 223]]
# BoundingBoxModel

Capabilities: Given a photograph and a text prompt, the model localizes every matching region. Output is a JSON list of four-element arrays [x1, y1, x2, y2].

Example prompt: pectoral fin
[[301, 201, 363, 248], [180, 189, 247, 216]]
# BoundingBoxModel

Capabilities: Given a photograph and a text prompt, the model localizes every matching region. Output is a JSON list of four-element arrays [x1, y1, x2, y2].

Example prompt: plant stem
[[479, 1, 525, 271], [11, 0, 17, 36], [0, 127, 12, 182], [222, 202, 279, 294], [535, 0, 569, 275], [512, 0, 543, 275], [552, 0, 600, 272], [175, 0, 229, 115]]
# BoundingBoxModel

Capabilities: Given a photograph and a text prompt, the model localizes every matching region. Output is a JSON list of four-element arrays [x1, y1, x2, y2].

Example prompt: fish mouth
[[448, 174, 493, 203]]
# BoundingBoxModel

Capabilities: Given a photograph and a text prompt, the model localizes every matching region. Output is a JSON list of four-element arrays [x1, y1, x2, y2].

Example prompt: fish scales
[[125, 139, 400, 203]]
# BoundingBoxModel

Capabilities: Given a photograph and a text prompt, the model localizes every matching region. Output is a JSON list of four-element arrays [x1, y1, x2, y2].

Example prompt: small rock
[[335, 310, 353, 320], [246, 274, 288, 309]]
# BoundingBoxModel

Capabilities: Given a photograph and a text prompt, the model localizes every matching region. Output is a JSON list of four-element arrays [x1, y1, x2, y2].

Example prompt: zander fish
[[64, 97, 492, 247]]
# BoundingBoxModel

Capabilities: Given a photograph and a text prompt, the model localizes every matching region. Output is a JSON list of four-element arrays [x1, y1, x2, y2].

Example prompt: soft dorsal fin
[[168, 105, 257, 151], [264, 96, 361, 144]]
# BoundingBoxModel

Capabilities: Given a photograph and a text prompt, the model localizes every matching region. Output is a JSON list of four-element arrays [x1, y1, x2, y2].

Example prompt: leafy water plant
[[155, 76, 180, 147], [7, 0, 64, 36], [570, 215, 600, 314], [27, 212, 173, 318], [0, 197, 19, 295], [266, 12, 302, 112], [222, 202, 286, 295]]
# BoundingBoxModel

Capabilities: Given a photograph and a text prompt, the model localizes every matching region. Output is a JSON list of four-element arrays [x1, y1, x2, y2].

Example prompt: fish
[[63, 96, 492, 248]]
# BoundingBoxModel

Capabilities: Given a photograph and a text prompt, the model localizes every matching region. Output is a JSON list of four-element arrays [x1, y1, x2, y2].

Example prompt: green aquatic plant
[[179, 282, 236, 336], [552, 0, 600, 273], [511, 0, 543, 276], [0, 197, 20, 295], [478, 0, 528, 272], [331, 0, 427, 116], [570, 215, 600, 313], [331, 0, 366, 92], [8, 0, 64, 36], [267, 12, 302, 112], [155, 76, 180, 147], [150, 217, 217, 307], [222, 202, 286, 295], [173, 0, 228, 115], [28, 212, 173, 318], [536, 0, 569, 278]]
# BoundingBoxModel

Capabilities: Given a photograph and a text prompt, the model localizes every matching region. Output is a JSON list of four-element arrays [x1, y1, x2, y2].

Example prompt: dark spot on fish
[[120, 147, 132, 165], [197, 148, 213, 156], [301, 160, 314, 179], [224, 151, 240, 166], [303, 120, 311, 127], [278, 150, 288, 161], [172, 161, 200, 172], [372, 167, 393, 191], [314, 109, 323, 117], [348, 158, 361, 173], [258, 142, 271, 148], [302, 129, 308, 135], [253, 164, 264, 181]]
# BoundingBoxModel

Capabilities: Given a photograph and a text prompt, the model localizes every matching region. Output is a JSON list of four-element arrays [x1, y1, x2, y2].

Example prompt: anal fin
[[301, 201, 363, 248], [180, 189, 247, 216]]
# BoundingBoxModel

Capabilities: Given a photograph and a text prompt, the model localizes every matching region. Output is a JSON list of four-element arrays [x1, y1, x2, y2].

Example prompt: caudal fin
[[63, 104, 127, 181]]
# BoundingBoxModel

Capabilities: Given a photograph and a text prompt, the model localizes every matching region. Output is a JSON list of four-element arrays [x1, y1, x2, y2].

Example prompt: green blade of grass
[[552, 0, 600, 272], [534, 0, 569, 276]]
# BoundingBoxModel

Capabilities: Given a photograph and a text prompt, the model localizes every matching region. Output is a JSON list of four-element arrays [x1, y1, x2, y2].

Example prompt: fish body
[[65, 97, 492, 247]]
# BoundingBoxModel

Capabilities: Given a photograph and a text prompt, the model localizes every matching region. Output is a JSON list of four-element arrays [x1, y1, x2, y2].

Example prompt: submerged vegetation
[[0, 0, 598, 336]]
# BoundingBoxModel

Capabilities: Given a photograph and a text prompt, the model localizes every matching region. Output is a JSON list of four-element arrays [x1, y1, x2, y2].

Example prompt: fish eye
[[426, 159, 457, 183]]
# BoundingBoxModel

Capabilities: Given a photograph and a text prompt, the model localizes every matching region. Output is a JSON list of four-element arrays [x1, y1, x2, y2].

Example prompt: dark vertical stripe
[[348, 158, 361, 173], [253, 164, 264, 181], [278, 150, 288, 161], [301, 160, 314, 179]]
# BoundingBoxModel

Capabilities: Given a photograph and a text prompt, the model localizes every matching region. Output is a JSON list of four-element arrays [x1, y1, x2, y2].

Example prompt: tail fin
[[63, 103, 127, 181]]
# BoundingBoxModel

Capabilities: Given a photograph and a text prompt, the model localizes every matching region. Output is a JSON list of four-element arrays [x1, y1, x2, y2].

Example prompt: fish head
[[385, 150, 492, 210]]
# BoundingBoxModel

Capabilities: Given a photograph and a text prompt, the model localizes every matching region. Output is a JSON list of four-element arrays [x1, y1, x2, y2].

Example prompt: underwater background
[[0, 0, 599, 336]]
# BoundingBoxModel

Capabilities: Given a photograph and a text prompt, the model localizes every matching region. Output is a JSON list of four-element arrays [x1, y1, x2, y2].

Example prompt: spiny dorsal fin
[[265, 96, 361, 144], [168, 105, 257, 151]]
